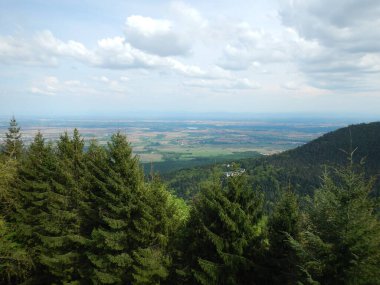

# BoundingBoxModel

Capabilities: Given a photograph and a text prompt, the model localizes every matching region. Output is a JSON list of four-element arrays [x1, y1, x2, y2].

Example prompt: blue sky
[[0, 0, 380, 117]]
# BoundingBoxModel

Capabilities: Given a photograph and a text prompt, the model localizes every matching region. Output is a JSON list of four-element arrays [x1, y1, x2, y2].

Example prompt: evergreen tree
[[182, 170, 267, 285], [289, 164, 380, 285], [0, 216, 33, 284], [0, 157, 32, 284], [12, 132, 57, 283], [3, 116, 23, 159], [265, 189, 301, 284], [0, 157, 18, 218], [132, 176, 189, 285], [38, 130, 87, 283], [84, 133, 145, 284], [249, 165, 280, 211]]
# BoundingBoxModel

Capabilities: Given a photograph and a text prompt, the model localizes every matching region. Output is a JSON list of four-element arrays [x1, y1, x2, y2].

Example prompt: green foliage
[[0, 157, 18, 217], [166, 122, 380, 199], [0, 217, 33, 284], [84, 134, 137, 283], [181, 171, 267, 285], [289, 165, 380, 285], [266, 189, 301, 284], [1, 122, 379, 285], [11, 132, 57, 282], [132, 247, 170, 285], [2, 116, 23, 159], [249, 165, 281, 210], [83, 132, 185, 284], [38, 129, 87, 283]]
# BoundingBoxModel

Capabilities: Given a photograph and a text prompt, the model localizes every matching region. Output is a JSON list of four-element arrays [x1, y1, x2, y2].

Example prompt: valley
[[0, 117, 347, 173]]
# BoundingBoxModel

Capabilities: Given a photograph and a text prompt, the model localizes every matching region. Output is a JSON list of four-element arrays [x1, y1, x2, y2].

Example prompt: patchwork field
[[0, 118, 348, 172]]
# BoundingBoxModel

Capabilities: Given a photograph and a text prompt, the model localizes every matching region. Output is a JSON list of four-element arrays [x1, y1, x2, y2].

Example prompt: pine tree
[[38, 129, 87, 283], [182, 170, 267, 285], [84, 133, 145, 284], [0, 157, 18, 218], [0, 216, 33, 284], [132, 176, 189, 285], [12, 132, 57, 283], [289, 164, 380, 285], [3, 116, 23, 159], [265, 189, 301, 284], [0, 157, 32, 284], [132, 247, 170, 285]]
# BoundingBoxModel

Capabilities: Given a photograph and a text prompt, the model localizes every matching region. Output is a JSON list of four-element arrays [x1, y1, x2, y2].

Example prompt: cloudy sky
[[1, 0, 380, 117]]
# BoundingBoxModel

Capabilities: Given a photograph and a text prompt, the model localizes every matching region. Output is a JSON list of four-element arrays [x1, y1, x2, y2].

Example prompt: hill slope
[[163, 122, 380, 199]]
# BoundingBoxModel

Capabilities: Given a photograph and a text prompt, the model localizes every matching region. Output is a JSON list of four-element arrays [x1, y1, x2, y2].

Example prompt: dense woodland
[[165, 122, 380, 200], [1, 117, 380, 285]]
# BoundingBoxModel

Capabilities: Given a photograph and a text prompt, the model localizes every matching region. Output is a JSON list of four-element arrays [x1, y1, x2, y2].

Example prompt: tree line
[[0, 117, 379, 285]]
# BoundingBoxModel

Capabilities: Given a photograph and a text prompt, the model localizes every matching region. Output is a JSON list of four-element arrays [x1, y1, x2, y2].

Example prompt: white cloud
[[279, 0, 380, 90], [30, 76, 61, 95], [30, 76, 90, 95], [0, 35, 57, 66], [183, 77, 261, 92], [283, 81, 300, 90], [35, 30, 97, 64], [124, 15, 190, 56], [170, 1, 208, 29], [120, 76, 130, 82], [217, 23, 290, 71], [0, 30, 215, 80]]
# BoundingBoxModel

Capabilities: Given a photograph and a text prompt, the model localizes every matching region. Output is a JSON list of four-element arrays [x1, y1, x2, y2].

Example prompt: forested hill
[[1, 118, 380, 284], [244, 121, 380, 190], [165, 122, 380, 198], [260, 121, 380, 171]]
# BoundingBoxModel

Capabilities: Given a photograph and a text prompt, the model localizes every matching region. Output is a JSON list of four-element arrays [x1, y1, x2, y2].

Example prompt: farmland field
[[0, 117, 349, 173]]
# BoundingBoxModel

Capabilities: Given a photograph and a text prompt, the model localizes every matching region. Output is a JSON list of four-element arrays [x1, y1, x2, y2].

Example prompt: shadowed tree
[[181, 170, 267, 285], [265, 189, 301, 284], [289, 162, 380, 285]]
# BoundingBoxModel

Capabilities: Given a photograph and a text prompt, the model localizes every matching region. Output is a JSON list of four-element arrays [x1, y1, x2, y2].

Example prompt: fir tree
[[132, 176, 189, 285], [0, 157, 18, 218], [84, 133, 144, 284], [0, 157, 32, 284], [132, 247, 170, 285], [265, 189, 301, 284], [289, 164, 380, 285], [12, 132, 57, 283], [3, 116, 23, 159], [0, 217, 33, 284], [38, 130, 87, 283], [182, 170, 267, 285]]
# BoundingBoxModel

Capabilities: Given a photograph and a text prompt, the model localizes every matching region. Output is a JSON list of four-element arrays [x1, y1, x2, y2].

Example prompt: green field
[[0, 118, 347, 173]]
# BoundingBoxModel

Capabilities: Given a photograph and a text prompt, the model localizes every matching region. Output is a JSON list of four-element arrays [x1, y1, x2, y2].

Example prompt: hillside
[[164, 122, 380, 199]]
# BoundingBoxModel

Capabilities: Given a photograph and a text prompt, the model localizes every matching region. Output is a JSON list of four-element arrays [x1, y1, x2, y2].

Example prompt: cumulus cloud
[[217, 23, 290, 70], [124, 15, 190, 56], [35, 31, 97, 63], [279, 0, 380, 90], [0, 35, 57, 66], [3, 0, 380, 96], [30, 76, 60, 95], [0, 31, 212, 79], [91, 75, 129, 93], [94, 36, 162, 68], [280, 0, 380, 52], [30, 76, 93, 96], [170, 1, 208, 30]]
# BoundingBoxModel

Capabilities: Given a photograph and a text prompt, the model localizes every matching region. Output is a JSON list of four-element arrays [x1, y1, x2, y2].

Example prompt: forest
[[1, 117, 380, 285]]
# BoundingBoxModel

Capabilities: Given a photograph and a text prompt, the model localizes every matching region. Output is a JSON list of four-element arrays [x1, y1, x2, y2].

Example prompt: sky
[[0, 0, 380, 117]]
